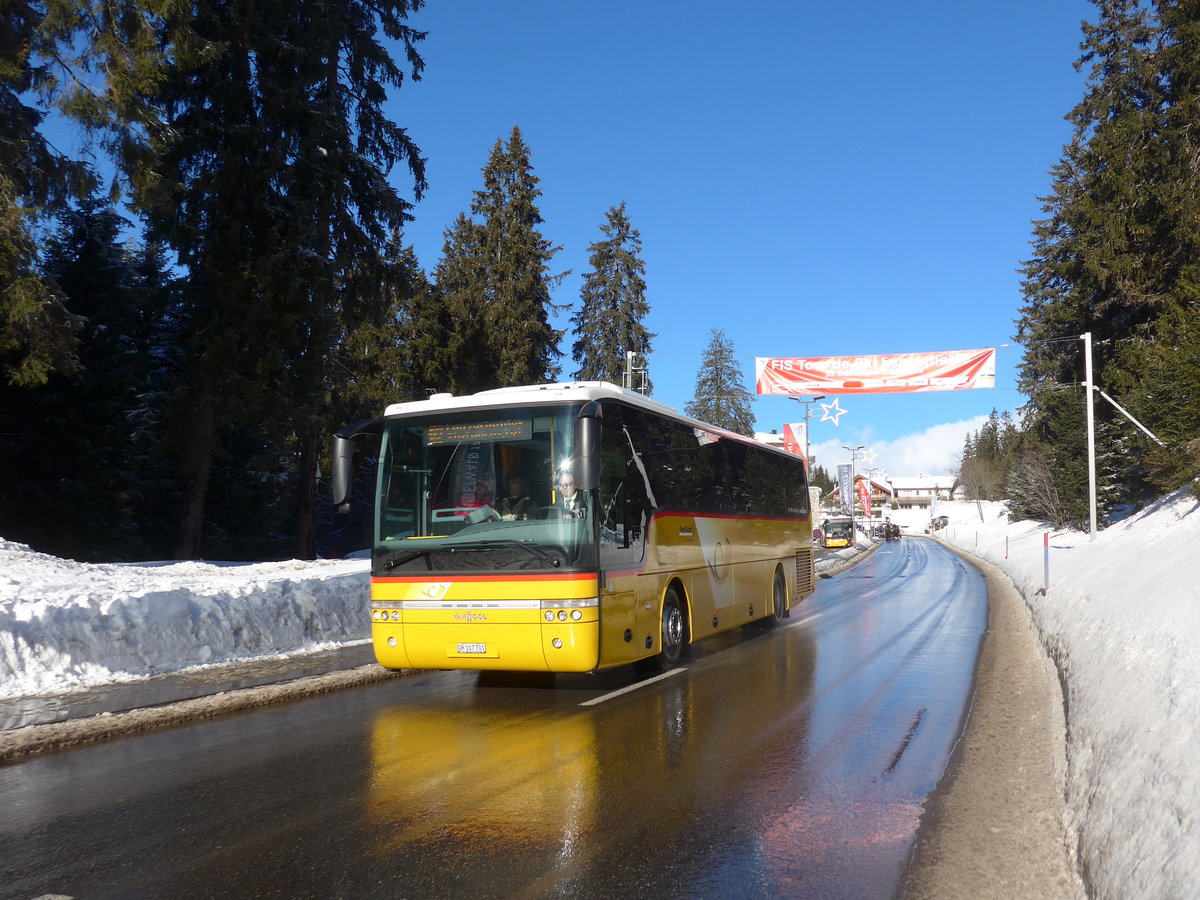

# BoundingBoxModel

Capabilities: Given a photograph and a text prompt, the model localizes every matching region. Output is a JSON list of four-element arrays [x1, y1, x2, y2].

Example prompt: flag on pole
[[781, 422, 807, 468], [857, 477, 872, 520], [838, 464, 852, 512]]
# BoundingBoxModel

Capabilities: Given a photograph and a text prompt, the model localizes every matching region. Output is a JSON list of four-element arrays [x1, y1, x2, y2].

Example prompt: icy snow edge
[[0, 539, 370, 698]]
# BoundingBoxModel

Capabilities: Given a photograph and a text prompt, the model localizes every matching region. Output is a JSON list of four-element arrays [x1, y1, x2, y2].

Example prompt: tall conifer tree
[[570, 202, 654, 391], [337, 235, 440, 414], [0, 0, 96, 386], [1015, 0, 1170, 519], [436, 212, 490, 395], [84, 0, 429, 558], [0, 197, 170, 559], [464, 126, 565, 388], [685, 328, 755, 436]]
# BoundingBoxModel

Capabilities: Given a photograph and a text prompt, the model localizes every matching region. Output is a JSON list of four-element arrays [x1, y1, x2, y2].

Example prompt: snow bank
[[935, 492, 1200, 899], [0, 539, 369, 698]]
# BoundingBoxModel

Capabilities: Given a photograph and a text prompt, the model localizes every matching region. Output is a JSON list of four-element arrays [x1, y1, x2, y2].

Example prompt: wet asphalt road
[[0, 538, 986, 899]]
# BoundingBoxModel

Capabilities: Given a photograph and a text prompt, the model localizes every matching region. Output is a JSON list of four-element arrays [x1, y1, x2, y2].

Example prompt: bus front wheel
[[657, 587, 686, 670]]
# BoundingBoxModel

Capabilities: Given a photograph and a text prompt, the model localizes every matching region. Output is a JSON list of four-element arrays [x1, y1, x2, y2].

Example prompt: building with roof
[[888, 475, 962, 510]]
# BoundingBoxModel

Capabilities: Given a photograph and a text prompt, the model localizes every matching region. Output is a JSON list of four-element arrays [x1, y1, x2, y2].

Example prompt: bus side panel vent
[[795, 549, 815, 597]]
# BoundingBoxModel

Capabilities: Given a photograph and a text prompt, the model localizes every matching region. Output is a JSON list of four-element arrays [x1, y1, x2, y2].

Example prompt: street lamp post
[[788, 394, 826, 463], [843, 444, 864, 546]]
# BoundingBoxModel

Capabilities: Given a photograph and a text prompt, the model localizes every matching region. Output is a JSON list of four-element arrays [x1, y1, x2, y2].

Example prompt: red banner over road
[[755, 348, 996, 395]]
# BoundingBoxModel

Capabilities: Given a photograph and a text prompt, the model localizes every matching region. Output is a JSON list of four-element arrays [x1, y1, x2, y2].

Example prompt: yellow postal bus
[[821, 517, 854, 549], [332, 382, 815, 673]]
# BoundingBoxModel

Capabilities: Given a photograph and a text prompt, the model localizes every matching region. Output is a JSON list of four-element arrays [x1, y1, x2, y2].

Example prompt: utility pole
[[1082, 332, 1097, 541]]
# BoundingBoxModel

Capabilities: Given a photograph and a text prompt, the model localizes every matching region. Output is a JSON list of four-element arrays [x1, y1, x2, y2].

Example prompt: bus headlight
[[571, 609, 582, 621], [558, 610, 568, 621], [552, 638, 563, 649], [545, 611, 555, 621]]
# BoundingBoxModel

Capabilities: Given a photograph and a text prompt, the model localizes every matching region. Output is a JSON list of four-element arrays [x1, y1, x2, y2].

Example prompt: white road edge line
[[580, 667, 688, 707]]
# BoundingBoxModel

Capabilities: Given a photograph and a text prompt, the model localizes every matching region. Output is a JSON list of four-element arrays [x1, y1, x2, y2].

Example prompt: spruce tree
[[0, 0, 95, 386], [436, 212, 491, 395], [472, 127, 565, 387], [570, 202, 654, 391], [83, 0, 430, 558], [0, 196, 168, 559], [809, 464, 836, 495], [685, 328, 756, 436], [337, 236, 441, 413], [1015, 0, 1167, 520], [1103, 0, 1200, 493]]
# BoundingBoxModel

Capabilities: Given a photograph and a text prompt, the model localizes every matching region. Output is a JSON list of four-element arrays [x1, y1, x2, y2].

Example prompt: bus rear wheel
[[771, 567, 788, 626], [657, 586, 686, 670]]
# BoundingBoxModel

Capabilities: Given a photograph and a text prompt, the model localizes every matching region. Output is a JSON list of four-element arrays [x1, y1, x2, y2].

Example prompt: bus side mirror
[[331, 418, 382, 512], [574, 401, 602, 491], [331, 435, 357, 512]]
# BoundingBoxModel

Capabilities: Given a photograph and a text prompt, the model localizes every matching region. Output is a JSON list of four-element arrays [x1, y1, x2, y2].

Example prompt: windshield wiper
[[381, 549, 433, 572], [382, 540, 562, 572], [447, 540, 563, 568]]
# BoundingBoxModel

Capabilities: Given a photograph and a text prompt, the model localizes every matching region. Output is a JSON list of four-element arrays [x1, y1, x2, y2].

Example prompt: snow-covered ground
[[0, 542, 369, 698], [928, 491, 1200, 899], [3, 489, 1198, 897]]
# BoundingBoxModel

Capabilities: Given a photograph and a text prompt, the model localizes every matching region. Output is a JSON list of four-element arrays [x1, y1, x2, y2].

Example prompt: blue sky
[[384, 0, 1096, 477]]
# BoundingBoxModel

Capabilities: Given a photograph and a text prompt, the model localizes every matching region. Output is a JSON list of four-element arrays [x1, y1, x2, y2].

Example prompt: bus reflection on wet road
[[0, 538, 985, 899], [362, 538, 985, 898]]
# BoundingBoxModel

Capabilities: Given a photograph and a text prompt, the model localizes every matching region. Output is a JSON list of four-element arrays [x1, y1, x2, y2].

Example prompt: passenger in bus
[[556, 474, 587, 518], [499, 476, 536, 521]]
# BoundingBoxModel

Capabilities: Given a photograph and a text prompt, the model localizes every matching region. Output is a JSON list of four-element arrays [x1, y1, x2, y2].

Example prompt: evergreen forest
[[1, 1, 658, 561], [959, 0, 1200, 528], [4, 1, 1200, 561]]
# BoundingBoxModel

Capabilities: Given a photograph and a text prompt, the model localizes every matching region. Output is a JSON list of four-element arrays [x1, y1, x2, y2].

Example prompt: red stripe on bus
[[373, 572, 598, 584], [649, 510, 809, 522]]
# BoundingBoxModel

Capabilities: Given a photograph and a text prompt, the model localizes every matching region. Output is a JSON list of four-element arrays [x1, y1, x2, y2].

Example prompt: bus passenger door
[[598, 535, 640, 665], [597, 449, 646, 666]]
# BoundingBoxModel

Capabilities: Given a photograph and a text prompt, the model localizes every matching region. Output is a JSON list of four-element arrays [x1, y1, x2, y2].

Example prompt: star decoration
[[860, 448, 878, 468], [819, 398, 846, 426]]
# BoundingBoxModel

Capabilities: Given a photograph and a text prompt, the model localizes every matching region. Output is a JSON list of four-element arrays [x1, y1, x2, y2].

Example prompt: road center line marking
[[580, 667, 687, 706]]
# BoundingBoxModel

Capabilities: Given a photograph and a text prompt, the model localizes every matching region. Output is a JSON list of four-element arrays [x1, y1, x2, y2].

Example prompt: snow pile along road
[[0, 539, 370, 699], [935, 491, 1200, 899]]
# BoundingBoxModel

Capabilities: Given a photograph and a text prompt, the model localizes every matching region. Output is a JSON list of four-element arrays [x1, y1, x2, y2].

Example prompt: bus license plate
[[456, 642, 487, 654]]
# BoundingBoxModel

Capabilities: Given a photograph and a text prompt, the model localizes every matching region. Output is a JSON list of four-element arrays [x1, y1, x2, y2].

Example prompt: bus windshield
[[373, 404, 594, 575]]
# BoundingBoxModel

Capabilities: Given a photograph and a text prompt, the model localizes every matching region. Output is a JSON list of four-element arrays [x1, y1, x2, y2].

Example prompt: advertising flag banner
[[781, 422, 806, 459], [857, 478, 872, 520], [838, 464, 852, 512], [755, 348, 996, 395]]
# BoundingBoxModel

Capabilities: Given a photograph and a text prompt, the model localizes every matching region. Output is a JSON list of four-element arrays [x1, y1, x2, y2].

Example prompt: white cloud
[[809, 415, 989, 478]]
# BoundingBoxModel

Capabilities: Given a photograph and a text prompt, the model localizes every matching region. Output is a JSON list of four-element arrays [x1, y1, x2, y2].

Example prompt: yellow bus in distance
[[332, 382, 815, 673], [821, 517, 854, 549]]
